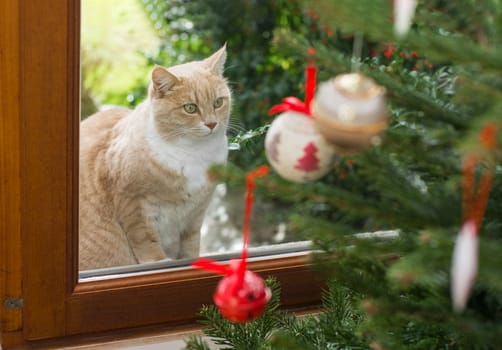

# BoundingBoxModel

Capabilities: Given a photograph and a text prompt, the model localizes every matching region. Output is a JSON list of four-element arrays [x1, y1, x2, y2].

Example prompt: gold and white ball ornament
[[265, 110, 337, 183], [312, 73, 389, 153]]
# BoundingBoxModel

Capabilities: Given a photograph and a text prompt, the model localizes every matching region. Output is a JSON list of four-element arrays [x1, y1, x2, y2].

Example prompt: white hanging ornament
[[312, 73, 389, 154], [450, 220, 478, 313], [451, 128, 498, 313], [265, 111, 337, 183], [394, 0, 417, 37]]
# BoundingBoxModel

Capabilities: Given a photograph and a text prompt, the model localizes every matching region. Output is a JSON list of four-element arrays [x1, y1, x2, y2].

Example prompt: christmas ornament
[[192, 166, 271, 323], [193, 258, 271, 322], [312, 72, 389, 153], [451, 220, 478, 313], [266, 64, 337, 183], [394, 0, 417, 38], [450, 123, 497, 313], [265, 111, 337, 183]]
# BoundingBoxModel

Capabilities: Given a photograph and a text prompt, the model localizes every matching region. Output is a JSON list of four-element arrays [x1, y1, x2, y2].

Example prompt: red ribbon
[[305, 65, 317, 110], [192, 166, 269, 289], [462, 122, 498, 232], [268, 64, 317, 118], [192, 257, 233, 276]]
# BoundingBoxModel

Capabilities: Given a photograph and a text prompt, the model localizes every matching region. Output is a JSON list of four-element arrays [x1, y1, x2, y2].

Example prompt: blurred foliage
[[80, 0, 160, 118]]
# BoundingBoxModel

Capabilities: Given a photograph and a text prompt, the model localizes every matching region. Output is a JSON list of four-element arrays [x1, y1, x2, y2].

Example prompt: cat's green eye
[[183, 103, 198, 114], [213, 97, 224, 109]]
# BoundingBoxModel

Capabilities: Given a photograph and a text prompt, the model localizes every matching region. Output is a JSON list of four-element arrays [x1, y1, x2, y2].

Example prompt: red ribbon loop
[[462, 122, 498, 232], [268, 65, 317, 118], [242, 166, 269, 260], [192, 258, 232, 276], [268, 96, 312, 117]]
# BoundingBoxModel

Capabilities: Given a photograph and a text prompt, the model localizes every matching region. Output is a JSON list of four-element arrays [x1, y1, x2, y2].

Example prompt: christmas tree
[[184, 0, 502, 349]]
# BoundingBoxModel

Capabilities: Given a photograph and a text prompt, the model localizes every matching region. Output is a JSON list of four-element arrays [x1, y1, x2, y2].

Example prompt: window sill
[[20, 308, 319, 350]]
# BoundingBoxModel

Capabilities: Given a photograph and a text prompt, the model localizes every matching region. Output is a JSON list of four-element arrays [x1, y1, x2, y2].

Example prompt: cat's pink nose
[[205, 122, 217, 130]]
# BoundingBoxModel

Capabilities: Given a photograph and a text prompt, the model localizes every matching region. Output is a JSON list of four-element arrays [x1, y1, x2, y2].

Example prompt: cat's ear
[[204, 43, 227, 76], [151, 66, 179, 94]]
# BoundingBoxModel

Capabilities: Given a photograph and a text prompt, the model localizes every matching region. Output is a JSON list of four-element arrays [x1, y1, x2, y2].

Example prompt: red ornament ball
[[213, 261, 272, 323]]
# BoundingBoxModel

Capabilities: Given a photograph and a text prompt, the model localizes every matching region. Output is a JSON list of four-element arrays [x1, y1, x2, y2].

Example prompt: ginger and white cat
[[79, 46, 231, 270]]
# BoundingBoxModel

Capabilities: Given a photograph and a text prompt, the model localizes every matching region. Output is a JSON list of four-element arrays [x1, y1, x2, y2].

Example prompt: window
[[0, 0, 322, 347], [79, 0, 307, 276]]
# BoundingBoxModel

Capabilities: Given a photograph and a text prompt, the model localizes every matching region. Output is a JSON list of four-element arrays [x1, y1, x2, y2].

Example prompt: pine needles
[[184, 278, 368, 350]]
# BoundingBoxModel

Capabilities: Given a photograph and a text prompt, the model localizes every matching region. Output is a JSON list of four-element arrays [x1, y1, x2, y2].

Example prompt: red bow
[[192, 257, 235, 276], [268, 65, 317, 119], [268, 96, 313, 117]]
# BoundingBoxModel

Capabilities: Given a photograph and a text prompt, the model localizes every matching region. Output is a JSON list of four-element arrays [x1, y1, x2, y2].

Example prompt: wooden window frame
[[0, 0, 322, 348]]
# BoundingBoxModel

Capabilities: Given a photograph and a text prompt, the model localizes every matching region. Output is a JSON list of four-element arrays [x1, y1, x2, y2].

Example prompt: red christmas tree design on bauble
[[294, 142, 320, 172]]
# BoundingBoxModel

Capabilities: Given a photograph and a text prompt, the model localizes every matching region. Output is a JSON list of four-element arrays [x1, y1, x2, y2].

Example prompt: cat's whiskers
[[164, 124, 224, 140], [226, 119, 245, 136]]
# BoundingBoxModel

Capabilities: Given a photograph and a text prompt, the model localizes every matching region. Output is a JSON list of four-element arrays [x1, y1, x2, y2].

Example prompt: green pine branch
[[184, 278, 284, 350], [185, 277, 371, 350], [273, 29, 471, 129]]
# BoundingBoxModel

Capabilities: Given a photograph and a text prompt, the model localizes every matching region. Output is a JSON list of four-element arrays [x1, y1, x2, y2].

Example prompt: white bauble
[[265, 111, 337, 183], [312, 73, 389, 153]]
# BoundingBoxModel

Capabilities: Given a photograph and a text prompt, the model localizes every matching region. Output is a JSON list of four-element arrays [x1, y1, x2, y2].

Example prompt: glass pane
[[79, 0, 306, 274]]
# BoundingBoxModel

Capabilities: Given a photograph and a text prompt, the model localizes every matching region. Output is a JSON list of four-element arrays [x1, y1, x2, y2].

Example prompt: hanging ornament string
[[268, 48, 317, 118], [305, 47, 317, 111], [461, 122, 498, 232], [192, 166, 270, 277], [351, 32, 364, 72], [191, 166, 271, 323], [238, 165, 270, 287]]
